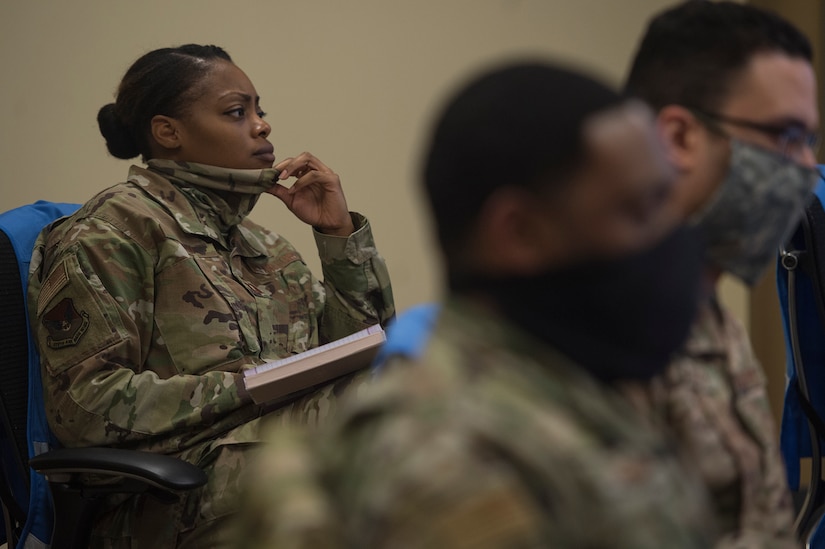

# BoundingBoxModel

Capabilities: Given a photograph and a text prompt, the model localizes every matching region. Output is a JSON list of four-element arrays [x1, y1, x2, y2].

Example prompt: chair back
[[370, 303, 439, 374], [777, 166, 825, 541], [0, 201, 79, 548]]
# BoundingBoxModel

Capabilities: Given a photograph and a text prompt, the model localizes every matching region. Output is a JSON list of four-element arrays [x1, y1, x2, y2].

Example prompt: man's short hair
[[625, 0, 812, 112], [423, 62, 624, 259]]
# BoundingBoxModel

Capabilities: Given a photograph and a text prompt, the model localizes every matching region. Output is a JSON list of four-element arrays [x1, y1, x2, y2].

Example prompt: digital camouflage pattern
[[622, 299, 796, 549], [27, 163, 395, 547], [693, 140, 819, 286], [233, 299, 717, 548]]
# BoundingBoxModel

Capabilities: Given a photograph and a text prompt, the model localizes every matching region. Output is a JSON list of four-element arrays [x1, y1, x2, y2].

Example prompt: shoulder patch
[[42, 297, 90, 349], [37, 261, 70, 317]]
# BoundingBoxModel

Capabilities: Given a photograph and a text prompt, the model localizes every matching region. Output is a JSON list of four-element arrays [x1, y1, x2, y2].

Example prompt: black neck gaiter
[[451, 226, 704, 382]]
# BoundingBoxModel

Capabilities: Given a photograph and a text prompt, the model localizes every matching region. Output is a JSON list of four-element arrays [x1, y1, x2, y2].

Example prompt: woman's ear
[[150, 115, 182, 151], [656, 105, 704, 173]]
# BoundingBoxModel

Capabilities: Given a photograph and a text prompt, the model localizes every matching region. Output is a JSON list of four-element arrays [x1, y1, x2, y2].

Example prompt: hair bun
[[97, 103, 140, 159]]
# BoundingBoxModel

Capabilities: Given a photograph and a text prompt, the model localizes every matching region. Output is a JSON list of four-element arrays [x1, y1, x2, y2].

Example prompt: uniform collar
[[127, 164, 269, 257]]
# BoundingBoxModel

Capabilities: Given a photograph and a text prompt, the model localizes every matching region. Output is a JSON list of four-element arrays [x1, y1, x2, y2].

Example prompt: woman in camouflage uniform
[[27, 44, 394, 548]]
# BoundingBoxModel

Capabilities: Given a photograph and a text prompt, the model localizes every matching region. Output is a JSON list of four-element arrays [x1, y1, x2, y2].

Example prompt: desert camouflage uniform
[[27, 163, 395, 547], [233, 298, 717, 548], [623, 298, 795, 549]]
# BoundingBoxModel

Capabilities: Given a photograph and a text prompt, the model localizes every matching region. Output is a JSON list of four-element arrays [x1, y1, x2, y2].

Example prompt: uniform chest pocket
[[154, 255, 252, 375], [245, 253, 317, 358]]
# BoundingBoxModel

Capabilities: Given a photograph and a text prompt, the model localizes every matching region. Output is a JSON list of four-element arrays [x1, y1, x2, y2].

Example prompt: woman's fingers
[[287, 171, 339, 194], [274, 152, 333, 180], [268, 151, 350, 233], [268, 183, 291, 201]]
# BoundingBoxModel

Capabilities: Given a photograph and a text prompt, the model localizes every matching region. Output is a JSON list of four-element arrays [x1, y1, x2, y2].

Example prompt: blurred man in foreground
[[233, 60, 715, 548]]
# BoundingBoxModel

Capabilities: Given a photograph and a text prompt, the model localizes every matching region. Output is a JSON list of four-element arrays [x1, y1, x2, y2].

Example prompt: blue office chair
[[0, 201, 206, 549], [370, 303, 440, 374], [777, 165, 825, 544]]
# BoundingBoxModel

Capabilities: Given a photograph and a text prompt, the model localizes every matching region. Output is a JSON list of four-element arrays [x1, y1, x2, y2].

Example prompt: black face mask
[[450, 225, 704, 382]]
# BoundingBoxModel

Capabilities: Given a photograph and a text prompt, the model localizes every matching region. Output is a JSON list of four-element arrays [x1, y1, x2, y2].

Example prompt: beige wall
[[1, 0, 701, 314]]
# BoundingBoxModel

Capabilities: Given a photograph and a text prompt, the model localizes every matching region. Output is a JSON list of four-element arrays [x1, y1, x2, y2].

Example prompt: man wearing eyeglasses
[[623, 1, 820, 548]]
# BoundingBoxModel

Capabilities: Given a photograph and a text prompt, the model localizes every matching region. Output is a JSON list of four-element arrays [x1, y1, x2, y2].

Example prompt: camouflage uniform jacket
[[27, 164, 395, 545], [233, 298, 716, 548], [625, 298, 795, 549]]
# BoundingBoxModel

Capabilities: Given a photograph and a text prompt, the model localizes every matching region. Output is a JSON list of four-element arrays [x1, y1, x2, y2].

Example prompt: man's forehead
[[583, 100, 655, 139], [582, 100, 669, 177], [722, 52, 818, 128]]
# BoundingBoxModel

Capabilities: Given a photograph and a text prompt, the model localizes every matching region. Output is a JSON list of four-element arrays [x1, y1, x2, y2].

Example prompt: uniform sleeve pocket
[[34, 254, 125, 375]]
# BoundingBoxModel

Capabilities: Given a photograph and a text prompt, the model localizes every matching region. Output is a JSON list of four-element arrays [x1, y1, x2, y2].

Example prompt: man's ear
[[474, 187, 566, 275], [150, 115, 182, 151], [657, 105, 705, 173]]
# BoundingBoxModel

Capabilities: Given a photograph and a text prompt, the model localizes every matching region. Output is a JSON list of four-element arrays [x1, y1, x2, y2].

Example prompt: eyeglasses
[[692, 108, 821, 158]]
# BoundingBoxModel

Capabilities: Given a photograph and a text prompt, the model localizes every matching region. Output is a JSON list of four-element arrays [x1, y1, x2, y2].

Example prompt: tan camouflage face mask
[[147, 159, 281, 195], [145, 159, 283, 230], [691, 139, 819, 286]]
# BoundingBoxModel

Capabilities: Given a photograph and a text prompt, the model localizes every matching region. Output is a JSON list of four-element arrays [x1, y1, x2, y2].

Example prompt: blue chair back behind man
[[371, 303, 440, 374], [777, 165, 825, 542]]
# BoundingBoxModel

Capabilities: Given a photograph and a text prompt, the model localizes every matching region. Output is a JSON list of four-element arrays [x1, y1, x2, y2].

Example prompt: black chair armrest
[[30, 447, 207, 492], [29, 447, 206, 548]]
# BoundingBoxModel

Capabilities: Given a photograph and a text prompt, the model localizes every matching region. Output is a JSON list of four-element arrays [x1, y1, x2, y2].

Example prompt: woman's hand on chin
[[269, 152, 355, 236]]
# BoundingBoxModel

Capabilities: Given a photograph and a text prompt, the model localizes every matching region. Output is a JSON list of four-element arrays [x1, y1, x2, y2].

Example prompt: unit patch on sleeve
[[42, 297, 90, 349]]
